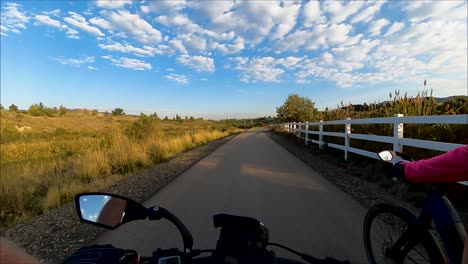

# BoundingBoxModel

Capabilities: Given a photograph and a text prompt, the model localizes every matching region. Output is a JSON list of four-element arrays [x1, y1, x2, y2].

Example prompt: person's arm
[[1, 237, 39, 264], [404, 145, 468, 183], [97, 198, 127, 227]]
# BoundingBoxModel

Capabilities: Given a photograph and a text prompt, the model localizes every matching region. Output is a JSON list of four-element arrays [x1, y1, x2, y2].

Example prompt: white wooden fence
[[283, 114, 468, 186], [283, 114, 468, 162]]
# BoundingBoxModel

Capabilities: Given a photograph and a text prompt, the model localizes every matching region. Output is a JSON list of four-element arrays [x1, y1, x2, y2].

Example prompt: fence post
[[344, 118, 351, 161], [305, 122, 309, 145], [319, 120, 323, 149], [393, 114, 404, 152]]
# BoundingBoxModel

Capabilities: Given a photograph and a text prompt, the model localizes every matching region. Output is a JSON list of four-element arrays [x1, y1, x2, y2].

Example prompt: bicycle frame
[[389, 190, 466, 263]]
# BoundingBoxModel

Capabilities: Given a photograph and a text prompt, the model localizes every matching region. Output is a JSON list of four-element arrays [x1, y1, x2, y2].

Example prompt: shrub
[[124, 113, 158, 140], [28, 102, 56, 117], [9, 104, 18, 112], [112, 108, 125, 116], [58, 105, 67, 116]]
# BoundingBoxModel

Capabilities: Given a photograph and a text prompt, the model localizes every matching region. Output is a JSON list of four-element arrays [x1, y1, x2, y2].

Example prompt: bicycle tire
[[363, 203, 446, 264]]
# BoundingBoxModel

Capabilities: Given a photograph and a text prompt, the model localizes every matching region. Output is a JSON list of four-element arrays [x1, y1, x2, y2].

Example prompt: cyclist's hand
[[62, 244, 139, 264], [388, 161, 406, 183]]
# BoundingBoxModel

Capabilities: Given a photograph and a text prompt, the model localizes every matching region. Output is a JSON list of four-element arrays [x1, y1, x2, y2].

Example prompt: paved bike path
[[96, 130, 368, 263]]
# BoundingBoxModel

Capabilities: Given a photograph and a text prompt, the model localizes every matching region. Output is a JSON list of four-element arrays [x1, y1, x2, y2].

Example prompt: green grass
[[0, 111, 240, 229]]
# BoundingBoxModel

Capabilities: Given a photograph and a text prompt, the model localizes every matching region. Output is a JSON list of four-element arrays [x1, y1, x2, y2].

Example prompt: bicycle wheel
[[363, 203, 445, 264]]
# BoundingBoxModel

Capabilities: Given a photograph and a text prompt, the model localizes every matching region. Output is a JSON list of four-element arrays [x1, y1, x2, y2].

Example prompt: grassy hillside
[[0, 111, 240, 229]]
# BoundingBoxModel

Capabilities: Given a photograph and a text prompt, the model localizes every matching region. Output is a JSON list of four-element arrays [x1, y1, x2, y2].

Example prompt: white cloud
[[64, 12, 104, 36], [189, 1, 234, 20], [327, 23, 353, 44], [274, 22, 361, 52], [43, 9, 61, 17], [178, 34, 207, 52], [141, 6, 150, 13], [210, 1, 301, 45], [106, 10, 162, 43], [65, 27, 80, 39], [98, 42, 157, 57], [155, 14, 191, 27], [1, 3, 29, 36], [275, 56, 305, 69], [216, 36, 245, 54], [350, 1, 386, 24], [368, 18, 389, 36], [403, 1, 466, 23], [229, 56, 293, 83], [323, 1, 365, 24], [88, 65, 96, 70], [95, 0, 132, 9], [89, 17, 113, 31], [321, 52, 334, 65], [302, 1, 325, 26], [169, 39, 188, 54], [52, 56, 95, 67], [102, 56, 152, 70], [177, 55, 215, 72], [165, 73, 189, 84], [143, 1, 187, 14], [34, 15, 61, 28], [384, 22, 404, 37]]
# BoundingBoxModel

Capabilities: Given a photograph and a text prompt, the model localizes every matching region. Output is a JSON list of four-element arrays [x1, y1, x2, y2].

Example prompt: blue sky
[[1, 1, 467, 119]]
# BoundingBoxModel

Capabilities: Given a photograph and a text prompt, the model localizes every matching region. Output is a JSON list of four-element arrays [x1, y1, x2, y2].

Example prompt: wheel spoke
[[364, 206, 434, 264]]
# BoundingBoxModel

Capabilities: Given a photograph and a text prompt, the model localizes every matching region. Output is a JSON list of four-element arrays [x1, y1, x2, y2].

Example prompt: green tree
[[0, 104, 4, 110], [189, 116, 195, 121], [112, 108, 125, 116], [9, 104, 18, 112], [164, 116, 169, 120], [58, 105, 67, 116], [28, 102, 45, 116], [150, 112, 159, 119], [276, 94, 317, 122]]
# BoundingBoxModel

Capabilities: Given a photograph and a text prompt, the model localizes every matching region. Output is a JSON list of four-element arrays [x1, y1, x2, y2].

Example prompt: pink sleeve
[[404, 145, 468, 183]]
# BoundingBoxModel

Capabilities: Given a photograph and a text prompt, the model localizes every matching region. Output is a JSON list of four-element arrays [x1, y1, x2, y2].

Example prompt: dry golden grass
[[0, 111, 240, 229]]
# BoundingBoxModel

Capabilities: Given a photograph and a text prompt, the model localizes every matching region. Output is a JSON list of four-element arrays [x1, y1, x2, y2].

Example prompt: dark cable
[[267, 243, 302, 256]]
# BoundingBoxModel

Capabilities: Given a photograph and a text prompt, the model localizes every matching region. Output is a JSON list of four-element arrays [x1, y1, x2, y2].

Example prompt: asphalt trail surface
[[96, 130, 368, 263]]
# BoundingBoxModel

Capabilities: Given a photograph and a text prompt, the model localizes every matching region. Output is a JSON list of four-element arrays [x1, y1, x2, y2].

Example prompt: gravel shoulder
[[5, 134, 238, 263]]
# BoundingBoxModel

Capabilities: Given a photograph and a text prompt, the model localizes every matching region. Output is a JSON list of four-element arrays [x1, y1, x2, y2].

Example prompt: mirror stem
[[148, 206, 194, 253]]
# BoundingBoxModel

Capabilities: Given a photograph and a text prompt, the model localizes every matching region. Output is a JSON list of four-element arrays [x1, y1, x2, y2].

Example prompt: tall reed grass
[[293, 90, 467, 159]]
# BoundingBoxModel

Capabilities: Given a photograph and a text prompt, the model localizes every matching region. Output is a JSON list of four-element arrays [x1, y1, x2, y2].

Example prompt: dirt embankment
[[266, 131, 468, 228], [5, 134, 238, 264]]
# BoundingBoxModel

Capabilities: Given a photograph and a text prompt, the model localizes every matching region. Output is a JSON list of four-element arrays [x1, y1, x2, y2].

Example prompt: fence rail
[[283, 114, 468, 161]]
